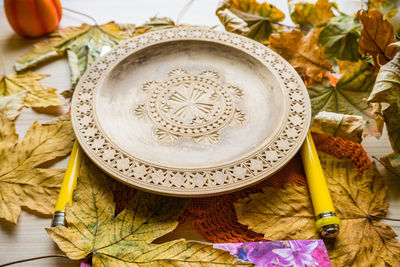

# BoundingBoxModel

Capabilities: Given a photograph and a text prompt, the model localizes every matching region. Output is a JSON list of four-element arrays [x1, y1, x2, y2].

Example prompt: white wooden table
[[0, 1, 399, 266]]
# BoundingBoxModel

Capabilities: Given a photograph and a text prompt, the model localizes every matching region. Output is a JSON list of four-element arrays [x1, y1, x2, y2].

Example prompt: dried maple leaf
[[0, 71, 64, 117], [318, 15, 361, 62], [311, 111, 365, 142], [307, 61, 379, 137], [47, 159, 252, 266], [15, 22, 130, 90], [0, 113, 74, 223], [269, 29, 332, 81], [217, 0, 285, 42], [357, 9, 399, 68], [0, 91, 25, 119], [288, 0, 336, 30], [235, 152, 400, 266]]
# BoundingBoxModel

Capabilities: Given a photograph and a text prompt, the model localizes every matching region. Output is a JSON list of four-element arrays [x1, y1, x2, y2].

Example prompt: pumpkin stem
[[63, 7, 98, 26], [0, 50, 6, 77]]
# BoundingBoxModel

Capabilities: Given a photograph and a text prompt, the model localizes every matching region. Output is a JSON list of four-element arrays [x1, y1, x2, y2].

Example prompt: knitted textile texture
[[114, 133, 371, 243]]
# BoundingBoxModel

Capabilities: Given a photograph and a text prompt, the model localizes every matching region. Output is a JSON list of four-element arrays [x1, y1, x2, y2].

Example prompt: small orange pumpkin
[[4, 0, 62, 37]]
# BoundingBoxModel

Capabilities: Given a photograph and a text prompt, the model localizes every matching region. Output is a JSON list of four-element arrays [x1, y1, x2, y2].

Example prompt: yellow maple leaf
[[0, 113, 74, 223], [0, 72, 64, 118], [47, 158, 252, 266], [269, 29, 332, 81], [235, 153, 400, 266], [289, 0, 336, 30]]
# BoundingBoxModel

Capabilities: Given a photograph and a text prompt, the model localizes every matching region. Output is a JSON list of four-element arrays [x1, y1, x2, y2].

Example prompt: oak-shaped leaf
[[0, 113, 74, 223], [307, 61, 379, 137], [235, 152, 400, 266], [15, 22, 130, 89], [217, 0, 285, 42], [288, 0, 336, 30], [357, 9, 399, 68], [269, 29, 332, 81], [0, 72, 64, 118], [318, 15, 361, 62], [47, 159, 251, 266]]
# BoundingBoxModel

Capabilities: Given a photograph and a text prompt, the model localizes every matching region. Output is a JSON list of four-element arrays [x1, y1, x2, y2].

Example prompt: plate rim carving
[[71, 28, 311, 197]]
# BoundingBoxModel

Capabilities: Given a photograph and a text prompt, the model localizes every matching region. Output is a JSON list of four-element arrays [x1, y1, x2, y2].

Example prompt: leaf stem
[[63, 7, 98, 26], [0, 255, 68, 267], [372, 156, 400, 178], [371, 215, 400, 222], [176, 0, 196, 25], [0, 50, 7, 76]]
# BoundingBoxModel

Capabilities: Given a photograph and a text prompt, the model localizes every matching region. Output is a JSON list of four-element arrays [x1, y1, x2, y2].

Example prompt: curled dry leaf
[[0, 113, 74, 223], [357, 9, 399, 68], [216, 0, 284, 42], [318, 15, 361, 62], [0, 91, 25, 119], [47, 158, 251, 266], [311, 111, 365, 143], [0, 72, 64, 115], [131, 17, 177, 36], [235, 152, 400, 267], [269, 30, 332, 82], [368, 52, 400, 158], [216, 9, 250, 35], [288, 0, 336, 30], [307, 61, 379, 137], [15, 22, 130, 89]]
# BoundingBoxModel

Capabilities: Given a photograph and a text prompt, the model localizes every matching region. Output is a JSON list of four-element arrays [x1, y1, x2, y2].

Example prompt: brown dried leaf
[[357, 9, 399, 68], [311, 111, 365, 142], [235, 153, 400, 266], [269, 30, 332, 81], [0, 113, 74, 223]]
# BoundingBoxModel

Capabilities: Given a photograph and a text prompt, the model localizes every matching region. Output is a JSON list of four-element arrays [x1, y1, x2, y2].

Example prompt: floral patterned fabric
[[213, 240, 331, 267]]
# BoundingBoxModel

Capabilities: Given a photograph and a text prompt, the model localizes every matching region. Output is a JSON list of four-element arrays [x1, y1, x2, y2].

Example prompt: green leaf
[[217, 0, 284, 42], [47, 158, 251, 266], [15, 22, 130, 90], [307, 61, 379, 136], [318, 16, 361, 62]]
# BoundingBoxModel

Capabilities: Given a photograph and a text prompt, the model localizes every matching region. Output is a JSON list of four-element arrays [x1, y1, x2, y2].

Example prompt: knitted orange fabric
[[114, 133, 371, 243]]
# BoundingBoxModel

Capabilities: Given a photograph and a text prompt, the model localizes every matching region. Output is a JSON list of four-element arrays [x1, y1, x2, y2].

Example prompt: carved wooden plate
[[71, 28, 311, 197]]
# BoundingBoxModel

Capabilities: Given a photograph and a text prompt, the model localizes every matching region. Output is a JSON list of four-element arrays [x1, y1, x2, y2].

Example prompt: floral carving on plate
[[134, 68, 245, 144]]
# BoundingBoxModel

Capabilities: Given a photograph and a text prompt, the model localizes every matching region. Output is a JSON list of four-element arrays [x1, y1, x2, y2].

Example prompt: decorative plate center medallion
[[134, 68, 245, 144]]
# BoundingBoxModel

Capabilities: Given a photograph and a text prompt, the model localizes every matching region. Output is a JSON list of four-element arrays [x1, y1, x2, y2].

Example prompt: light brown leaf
[[0, 91, 25, 119], [47, 158, 252, 266], [0, 113, 74, 223], [235, 153, 400, 266], [357, 9, 399, 68], [0, 72, 64, 109], [269, 30, 332, 81], [311, 111, 365, 142], [216, 8, 250, 35]]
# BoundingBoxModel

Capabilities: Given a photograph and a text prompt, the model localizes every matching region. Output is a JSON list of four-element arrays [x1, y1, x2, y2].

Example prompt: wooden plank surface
[[0, 0, 399, 266]]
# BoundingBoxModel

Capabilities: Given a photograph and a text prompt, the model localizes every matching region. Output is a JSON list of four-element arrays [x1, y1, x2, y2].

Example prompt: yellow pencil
[[51, 139, 83, 227], [300, 131, 341, 238]]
